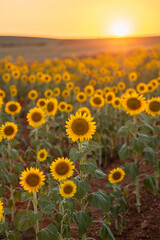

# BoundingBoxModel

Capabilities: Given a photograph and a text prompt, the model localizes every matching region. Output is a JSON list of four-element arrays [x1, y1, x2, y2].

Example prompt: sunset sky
[[0, 0, 160, 38]]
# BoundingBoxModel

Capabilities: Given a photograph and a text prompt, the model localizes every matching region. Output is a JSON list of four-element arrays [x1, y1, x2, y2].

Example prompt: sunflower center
[[8, 104, 17, 112], [140, 86, 144, 90], [40, 153, 45, 158], [63, 184, 73, 194], [112, 171, 122, 180], [107, 95, 112, 101], [149, 101, 160, 112], [115, 100, 120, 105], [60, 104, 65, 109], [127, 98, 141, 110], [79, 95, 84, 100], [55, 162, 69, 175], [4, 126, 14, 136], [31, 93, 35, 98], [26, 173, 40, 186], [47, 102, 54, 112], [40, 101, 45, 106], [31, 112, 42, 122], [93, 97, 101, 105], [71, 118, 89, 135]]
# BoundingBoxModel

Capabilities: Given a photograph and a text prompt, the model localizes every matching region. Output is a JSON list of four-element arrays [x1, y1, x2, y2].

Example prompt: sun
[[113, 22, 129, 37]]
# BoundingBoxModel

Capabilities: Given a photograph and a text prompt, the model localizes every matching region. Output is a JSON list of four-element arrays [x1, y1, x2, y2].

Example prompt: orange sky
[[0, 0, 160, 38]]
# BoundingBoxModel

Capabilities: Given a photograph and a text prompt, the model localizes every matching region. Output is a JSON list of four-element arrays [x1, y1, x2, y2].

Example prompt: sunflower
[[112, 97, 122, 109], [65, 112, 96, 142], [29, 75, 36, 83], [105, 92, 115, 104], [10, 88, 17, 97], [2, 73, 11, 82], [58, 101, 67, 112], [54, 73, 61, 84], [5, 62, 13, 71], [77, 92, 87, 102], [77, 107, 91, 117], [50, 157, 75, 181], [0, 89, 6, 99], [145, 97, 160, 117], [59, 180, 77, 198], [37, 149, 48, 162], [0, 199, 3, 221], [122, 92, 146, 116], [0, 97, 3, 109], [28, 90, 38, 100], [125, 88, 136, 95], [12, 70, 21, 79], [66, 104, 73, 113], [66, 82, 74, 91], [84, 85, 94, 96], [1, 122, 18, 140], [5, 101, 21, 116], [147, 83, 154, 93], [62, 71, 70, 81], [27, 107, 46, 128], [74, 86, 80, 94], [44, 89, 53, 98], [117, 81, 126, 91], [95, 89, 103, 96], [53, 88, 61, 97], [89, 80, 96, 87], [43, 74, 51, 83], [90, 94, 105, 108], [128, 72, 137, 81], [21, 75, 28, 82], [136, 83, 147, 94], [150, 79, 158, 89], [62, 90, 70, 98], [46, 98, 58, 116], [103, 87, 111, 95], [111, 86, 118, 94], [37, 98, 47, 109], [19, 167, 45, 193], [108, 167, 125, 184]]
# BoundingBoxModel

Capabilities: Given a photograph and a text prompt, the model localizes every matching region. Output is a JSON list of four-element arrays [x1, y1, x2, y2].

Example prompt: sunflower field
[[0, 46, 160, 240]]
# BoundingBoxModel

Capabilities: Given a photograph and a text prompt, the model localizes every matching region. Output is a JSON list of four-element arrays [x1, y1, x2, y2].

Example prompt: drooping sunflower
[[136, 83, 147, 94], [77, 92, 87, 102], [105, 92, 115, 104], [84, 85, 94, 96], [44, 89, 53, 98], [58, 101, 67, 112], [77, 107, 91, 117], [108, 167, 125, 184], [65, 112, 96, 142], [145, 97, 160, 117], [37, 149, 48, 162], [19, 167, 46, 193], [0, 199, 4, 221], [28, 90, 38, 100], [50, 157, 75, 181], [90, 94, 105, 108], [45, 98, 58, 116], [59, 180, 77, 198], [37, 98, 47, 109], [27, 107, 46, 128], [1, 122, 18, 140], [5, 101, 21, 116], [122, 92, 146, 116]]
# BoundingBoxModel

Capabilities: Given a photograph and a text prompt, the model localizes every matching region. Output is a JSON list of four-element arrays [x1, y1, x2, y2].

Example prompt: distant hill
[[0, 36, 160, 61]]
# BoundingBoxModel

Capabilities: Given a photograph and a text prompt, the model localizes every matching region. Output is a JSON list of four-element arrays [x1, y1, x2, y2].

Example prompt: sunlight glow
[[113, 22, 129, 37]]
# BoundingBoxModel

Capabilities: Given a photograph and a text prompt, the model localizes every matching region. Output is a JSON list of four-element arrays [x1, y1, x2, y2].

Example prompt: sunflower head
[[90, 94, 105, 108], [108, 167, 125, 184], [44, 89, 53, 98], [58, 101, 67, 112], [1, 122, 18, 140], [77, 107, 91, 117], [19, 167, 46, 193], [77, 92, 87, 103], [59, 180, 77, 198], [28, 90, 38, 100], [66, 104, 73, 113], [122, 92, 146, 116], [37, 149, 48, 162], [0, 97, 4, 109], [65, 112, 96, 142], [0, 199, 4, 221], [37, 98, 47, 109], [105, 92, 115, 104], [45, 98, 58, 116], [27, 107, 46, 128], [145, 97, 160, 117], [50, 157, 75, 181], [5, 101, 21, 116]]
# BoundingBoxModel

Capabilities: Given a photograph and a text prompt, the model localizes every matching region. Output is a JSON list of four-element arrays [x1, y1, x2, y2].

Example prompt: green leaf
[[74, 180, 90, 200], [111, 206, 120, 219], [119, 196, 126, 213], [118, 144, 132, 160], [83, 140, 101, 151], [87, 190, 110, 212], [129, 137, 146, 153], [38, 224, 58, 240], [8, 230, 20, 240], [21, 192, 33, 201], [74, 212, 92, 237], [117, 126, 129, 137], [99, 222, 115, 240], [124, 162, 139, 182], [15, 210, 33, 231], [0, 222, 8, 234], [80, 158, 106, 179], [69, 147, 84, 162], [148, 136, 159, 149], [52, 146, 62, 157], [143, 175, 156, 195], [126, 120, 138, 133], [142, 147, 157, 165]]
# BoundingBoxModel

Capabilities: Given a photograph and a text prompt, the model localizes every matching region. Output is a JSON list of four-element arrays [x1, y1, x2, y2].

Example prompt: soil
[[1, 113, 160, 240]]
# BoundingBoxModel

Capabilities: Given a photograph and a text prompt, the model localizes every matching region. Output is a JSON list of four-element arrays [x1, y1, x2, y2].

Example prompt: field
[[0, 36, 160, 240]]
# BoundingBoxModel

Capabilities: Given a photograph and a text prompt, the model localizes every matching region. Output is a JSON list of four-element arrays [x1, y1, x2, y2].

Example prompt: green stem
[[32, 192, 39, 239], [59, 198, 65, 240], [134, 154, 140, 213]]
